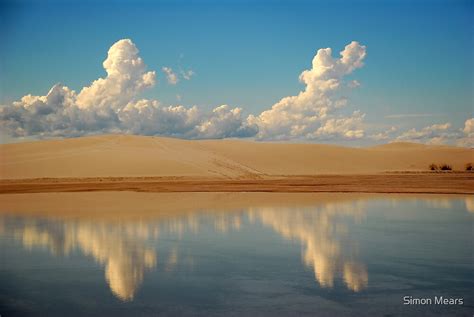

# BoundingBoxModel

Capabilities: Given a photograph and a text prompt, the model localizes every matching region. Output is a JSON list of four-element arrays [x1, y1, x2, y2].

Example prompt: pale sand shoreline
[[0, 173, 473, 194]]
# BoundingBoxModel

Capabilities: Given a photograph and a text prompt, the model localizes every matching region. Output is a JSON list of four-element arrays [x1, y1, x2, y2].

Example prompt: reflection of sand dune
[[249, 201, 368, 291]]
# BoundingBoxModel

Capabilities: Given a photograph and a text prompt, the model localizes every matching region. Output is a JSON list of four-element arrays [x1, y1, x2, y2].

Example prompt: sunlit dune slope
[[0, 134, 472, 179]]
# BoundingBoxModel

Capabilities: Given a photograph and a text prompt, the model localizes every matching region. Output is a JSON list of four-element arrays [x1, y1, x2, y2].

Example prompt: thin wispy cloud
[[162, 66, 194, 85], [162, 66, 178, 85], [181, 69, 194, 80], [385, 113, 444, 119]]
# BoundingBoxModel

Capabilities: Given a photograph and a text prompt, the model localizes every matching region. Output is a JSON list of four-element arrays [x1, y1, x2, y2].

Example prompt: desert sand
[[0, 134, 472, 194]]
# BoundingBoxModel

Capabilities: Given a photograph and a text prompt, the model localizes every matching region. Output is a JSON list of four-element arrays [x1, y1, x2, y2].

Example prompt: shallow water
[[0, 194, 473, 316]]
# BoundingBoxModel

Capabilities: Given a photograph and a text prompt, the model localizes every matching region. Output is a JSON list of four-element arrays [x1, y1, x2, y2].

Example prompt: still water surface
[[0, 193, 473, 316]]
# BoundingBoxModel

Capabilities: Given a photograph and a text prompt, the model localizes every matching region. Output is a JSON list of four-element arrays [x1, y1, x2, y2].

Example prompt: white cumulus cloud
[[0, 39, 252, 139], [463, 118, 474, 136], [77, 39, 156, 109], [393, 122, 458, 145], [456, 118, 474, 147], [251, 41, 367, 140], [396, 122, 450, 139], [1, 40, 368, 141], [5, 39, 470, 146], [195, 105, 258, 139], [311, 111, 365, 140], [372, 118, 474, 146], [369, 126, 398, 141]]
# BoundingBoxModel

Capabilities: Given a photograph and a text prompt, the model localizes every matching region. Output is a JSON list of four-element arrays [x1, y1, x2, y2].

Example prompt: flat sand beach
[[0, 174, 473, 194]]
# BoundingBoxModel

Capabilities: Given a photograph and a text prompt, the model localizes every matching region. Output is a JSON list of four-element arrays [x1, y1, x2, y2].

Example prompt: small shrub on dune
[[466, 163, 473, 171], [429, 163, 438, 171], [439, 164, 452, 171]]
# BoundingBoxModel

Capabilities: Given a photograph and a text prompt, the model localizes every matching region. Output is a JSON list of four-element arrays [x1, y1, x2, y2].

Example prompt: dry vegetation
[[429, 163, 455, 171], [428, 163, 474, 171]]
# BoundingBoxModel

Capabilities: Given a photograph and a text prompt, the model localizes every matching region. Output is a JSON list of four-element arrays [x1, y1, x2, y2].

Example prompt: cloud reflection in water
[[5, 196, 446, 300], [248, 200, 368, 291]]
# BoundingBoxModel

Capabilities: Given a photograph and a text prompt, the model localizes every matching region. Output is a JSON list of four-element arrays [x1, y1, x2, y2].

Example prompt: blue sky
[[0, 0, 473, 145]]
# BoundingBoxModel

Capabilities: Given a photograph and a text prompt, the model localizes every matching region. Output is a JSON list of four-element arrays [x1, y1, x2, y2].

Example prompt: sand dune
[[0, 134, 472, 179]]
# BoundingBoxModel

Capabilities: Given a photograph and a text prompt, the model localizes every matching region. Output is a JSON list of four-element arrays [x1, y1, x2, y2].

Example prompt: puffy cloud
[[2, 39, 472, 147], [369, 126, 398, 141], [1, 40, 367, 141], [77, 39, 156, 109], [162, 67, 178, 85], [371, 118, 473, 146], [119, 101, 257, 139], [463, 118, 474, 136], [456, 118, 474, 147], [0, 39, 252, 139], [252, 41, 367, 140], [311, 111, 365, 140], [118, 99, 200, 137], [395, 122, 453, 144], [0, 83, 117, 137], [388, 121, 472, 146], [194, 105, 258, 139]]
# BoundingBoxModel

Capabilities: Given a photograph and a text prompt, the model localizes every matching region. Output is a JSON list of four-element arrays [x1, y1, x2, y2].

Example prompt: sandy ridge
[[1, 134, 472, 180]]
